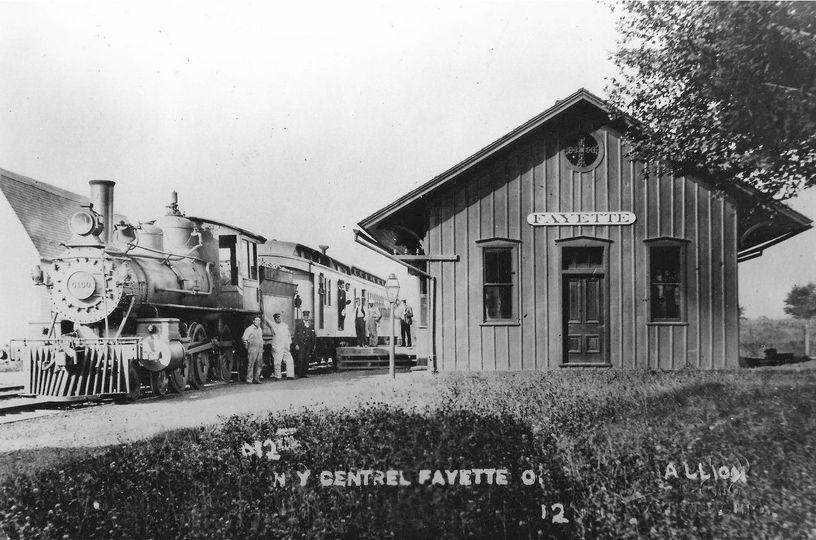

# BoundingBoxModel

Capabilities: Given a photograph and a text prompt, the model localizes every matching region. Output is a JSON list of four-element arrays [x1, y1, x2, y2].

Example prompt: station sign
[[527, 212, 637, 226]]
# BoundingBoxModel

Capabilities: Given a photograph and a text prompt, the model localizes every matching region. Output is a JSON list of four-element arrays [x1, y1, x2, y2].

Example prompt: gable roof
[[0, 168, 89, 259], [357, 88, 811, 259], [359, 88, 608, 229]]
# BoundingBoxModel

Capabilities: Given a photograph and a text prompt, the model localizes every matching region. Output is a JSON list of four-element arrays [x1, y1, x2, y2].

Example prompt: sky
[[0, 0, 813, 339]]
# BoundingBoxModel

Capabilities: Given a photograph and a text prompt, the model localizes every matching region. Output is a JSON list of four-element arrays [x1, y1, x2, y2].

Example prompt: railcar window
[[240, 239, 258, 280], [219, 235, 238, 286]]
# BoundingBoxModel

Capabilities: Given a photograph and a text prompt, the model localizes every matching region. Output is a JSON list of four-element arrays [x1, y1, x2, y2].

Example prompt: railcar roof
[[187, 216, 266, 243]]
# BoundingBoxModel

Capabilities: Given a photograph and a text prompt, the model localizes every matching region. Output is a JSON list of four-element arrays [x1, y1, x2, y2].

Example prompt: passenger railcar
[[257, 241, 392, 362]]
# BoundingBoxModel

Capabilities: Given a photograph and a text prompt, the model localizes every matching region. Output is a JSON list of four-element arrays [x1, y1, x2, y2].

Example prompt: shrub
[[0, 405, 567, 539]]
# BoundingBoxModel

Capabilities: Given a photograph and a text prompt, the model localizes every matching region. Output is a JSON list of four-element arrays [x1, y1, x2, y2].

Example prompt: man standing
[[399, 299, 414, 348], [353, 298, 366, 347], [266, 312, 295, 379], [242, 315, 264, 384], [366, 302, 382, 347], [293, 310, 316, 378], [338, 281, 351, 330]]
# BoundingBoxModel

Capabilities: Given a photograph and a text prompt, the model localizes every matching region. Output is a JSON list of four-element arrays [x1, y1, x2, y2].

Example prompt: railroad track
[[0, 380, 233, 424]]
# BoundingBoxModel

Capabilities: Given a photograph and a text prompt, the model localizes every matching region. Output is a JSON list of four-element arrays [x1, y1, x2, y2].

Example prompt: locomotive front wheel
[[150, 370, 169, 397], [167, 358, 190, 393], [126, 364, 142, 401], [188, 323, 211, 389]]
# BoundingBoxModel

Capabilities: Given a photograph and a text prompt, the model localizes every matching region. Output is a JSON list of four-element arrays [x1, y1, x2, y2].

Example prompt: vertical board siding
[[441, 195, 457, 369], [725, 201, 739, 367], [453, 183, 469, 370], [422, 125, 741, 371], [508, 156, 523, 369], [467, 175, 483, 370], [521, 148, 537, 369]]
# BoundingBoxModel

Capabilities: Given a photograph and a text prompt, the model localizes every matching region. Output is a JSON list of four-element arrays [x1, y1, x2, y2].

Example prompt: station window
[[646, 239, 688, 322], [477, 238, 520, 324]]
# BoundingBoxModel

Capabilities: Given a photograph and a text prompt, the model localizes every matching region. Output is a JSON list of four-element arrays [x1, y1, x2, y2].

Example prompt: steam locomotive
[[12, 180, 391, 401]]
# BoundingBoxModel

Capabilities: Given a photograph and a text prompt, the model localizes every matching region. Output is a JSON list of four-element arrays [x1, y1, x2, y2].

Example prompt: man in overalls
[[242, 315, 264, 384]]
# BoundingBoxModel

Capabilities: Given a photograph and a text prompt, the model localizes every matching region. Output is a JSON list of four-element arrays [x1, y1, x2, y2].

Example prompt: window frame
[[645, 237, 690, 325], [476, 237, 521, 326]]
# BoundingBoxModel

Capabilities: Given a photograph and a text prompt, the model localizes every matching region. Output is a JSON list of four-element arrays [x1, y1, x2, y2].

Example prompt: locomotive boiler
[[15, 180, 276, 400]]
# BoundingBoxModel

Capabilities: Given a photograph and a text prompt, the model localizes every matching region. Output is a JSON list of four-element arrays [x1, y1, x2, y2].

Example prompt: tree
[[783, 283, 816, 356], [608, 1, 816, 199]]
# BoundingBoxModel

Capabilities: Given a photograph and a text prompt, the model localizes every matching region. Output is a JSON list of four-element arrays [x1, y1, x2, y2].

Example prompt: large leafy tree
[[608, 1, 816, 199], [783, 283, 816, 356]]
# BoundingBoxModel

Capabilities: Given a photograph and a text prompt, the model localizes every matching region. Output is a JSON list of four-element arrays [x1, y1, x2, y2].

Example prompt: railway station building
[[357, 89, 811, 371]]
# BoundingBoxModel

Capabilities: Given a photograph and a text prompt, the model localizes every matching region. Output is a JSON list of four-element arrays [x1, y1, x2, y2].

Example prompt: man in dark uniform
[[337, 280, 348, 330], [293, 310, 316, 378]]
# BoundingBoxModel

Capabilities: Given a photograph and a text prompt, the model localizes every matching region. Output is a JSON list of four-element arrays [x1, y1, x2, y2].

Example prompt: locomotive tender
[[13, 180, 390, 401]]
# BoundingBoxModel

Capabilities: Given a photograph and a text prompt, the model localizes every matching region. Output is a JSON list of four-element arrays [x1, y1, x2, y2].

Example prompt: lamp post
[[384, 273, 400, 379]]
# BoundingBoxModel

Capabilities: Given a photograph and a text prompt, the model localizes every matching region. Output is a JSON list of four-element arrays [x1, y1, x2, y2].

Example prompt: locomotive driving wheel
[[167, 358, 190, 393], [216, 326, 234, 382], [150, 369, 169, 397], [188, 322, 211, 389]]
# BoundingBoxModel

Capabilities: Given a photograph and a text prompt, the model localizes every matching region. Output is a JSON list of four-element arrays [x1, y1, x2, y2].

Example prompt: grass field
[[1, 367, 815, 539]]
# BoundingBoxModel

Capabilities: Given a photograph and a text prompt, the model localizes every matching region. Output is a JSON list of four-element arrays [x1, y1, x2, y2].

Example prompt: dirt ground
[[0, 370, 437, 479]]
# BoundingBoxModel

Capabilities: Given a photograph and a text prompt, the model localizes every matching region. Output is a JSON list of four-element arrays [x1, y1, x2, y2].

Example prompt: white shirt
[[242, 324, 264, 350], [269, 321, 291, 349]]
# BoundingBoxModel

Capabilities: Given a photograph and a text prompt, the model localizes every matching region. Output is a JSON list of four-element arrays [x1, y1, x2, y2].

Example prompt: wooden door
[[563, 275, 605, 364]]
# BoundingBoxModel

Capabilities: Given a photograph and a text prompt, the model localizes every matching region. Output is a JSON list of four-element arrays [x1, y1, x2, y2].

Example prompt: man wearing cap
[[293, 310, 316, 378], [265, 313, 295, 379], [241, 315, 264, 384]]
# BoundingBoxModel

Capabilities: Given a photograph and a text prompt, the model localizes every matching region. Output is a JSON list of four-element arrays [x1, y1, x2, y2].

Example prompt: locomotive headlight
[[69, 210, 102, 237]]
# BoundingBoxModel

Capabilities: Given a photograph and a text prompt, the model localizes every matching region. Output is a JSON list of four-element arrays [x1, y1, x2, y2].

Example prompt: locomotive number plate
[[67, 271, 97, 300]]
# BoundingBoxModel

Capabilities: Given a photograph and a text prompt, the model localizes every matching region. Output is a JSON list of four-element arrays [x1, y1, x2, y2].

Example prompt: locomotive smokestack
[[89, 180, 115, 245], [169, 191, 179, 213]]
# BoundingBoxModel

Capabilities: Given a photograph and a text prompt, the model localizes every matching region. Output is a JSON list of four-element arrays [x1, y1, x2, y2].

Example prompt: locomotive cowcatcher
[[12, 180, 294, 401]]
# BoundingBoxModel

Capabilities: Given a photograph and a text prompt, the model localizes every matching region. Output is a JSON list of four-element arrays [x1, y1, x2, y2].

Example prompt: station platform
[[335, 346, 417, 371]]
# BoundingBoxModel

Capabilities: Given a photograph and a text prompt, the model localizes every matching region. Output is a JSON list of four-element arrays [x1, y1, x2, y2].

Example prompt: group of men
[[241, 311, 316, 384], [352, 298, 414, 348], [241, 296, 414, 383]]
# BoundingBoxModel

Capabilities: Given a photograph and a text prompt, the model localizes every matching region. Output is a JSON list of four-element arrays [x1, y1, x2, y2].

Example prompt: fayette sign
[[527, 212, 637, 226]]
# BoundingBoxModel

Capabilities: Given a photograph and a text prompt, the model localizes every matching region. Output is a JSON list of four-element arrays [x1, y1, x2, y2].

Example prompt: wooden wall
[[424, 124, 740, 370]]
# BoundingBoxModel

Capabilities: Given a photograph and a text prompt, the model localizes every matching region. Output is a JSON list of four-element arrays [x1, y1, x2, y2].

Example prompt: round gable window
[[563, 132, 603, 172]]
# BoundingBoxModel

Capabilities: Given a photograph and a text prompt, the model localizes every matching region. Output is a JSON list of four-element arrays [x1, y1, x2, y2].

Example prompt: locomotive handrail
[[119, 242, 210, 265]]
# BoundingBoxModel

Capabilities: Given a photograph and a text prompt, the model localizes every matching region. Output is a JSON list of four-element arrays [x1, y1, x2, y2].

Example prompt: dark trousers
[[297, 342, 313, 376], [400, 321, 412, 347], [355, 317, 366, 347]]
